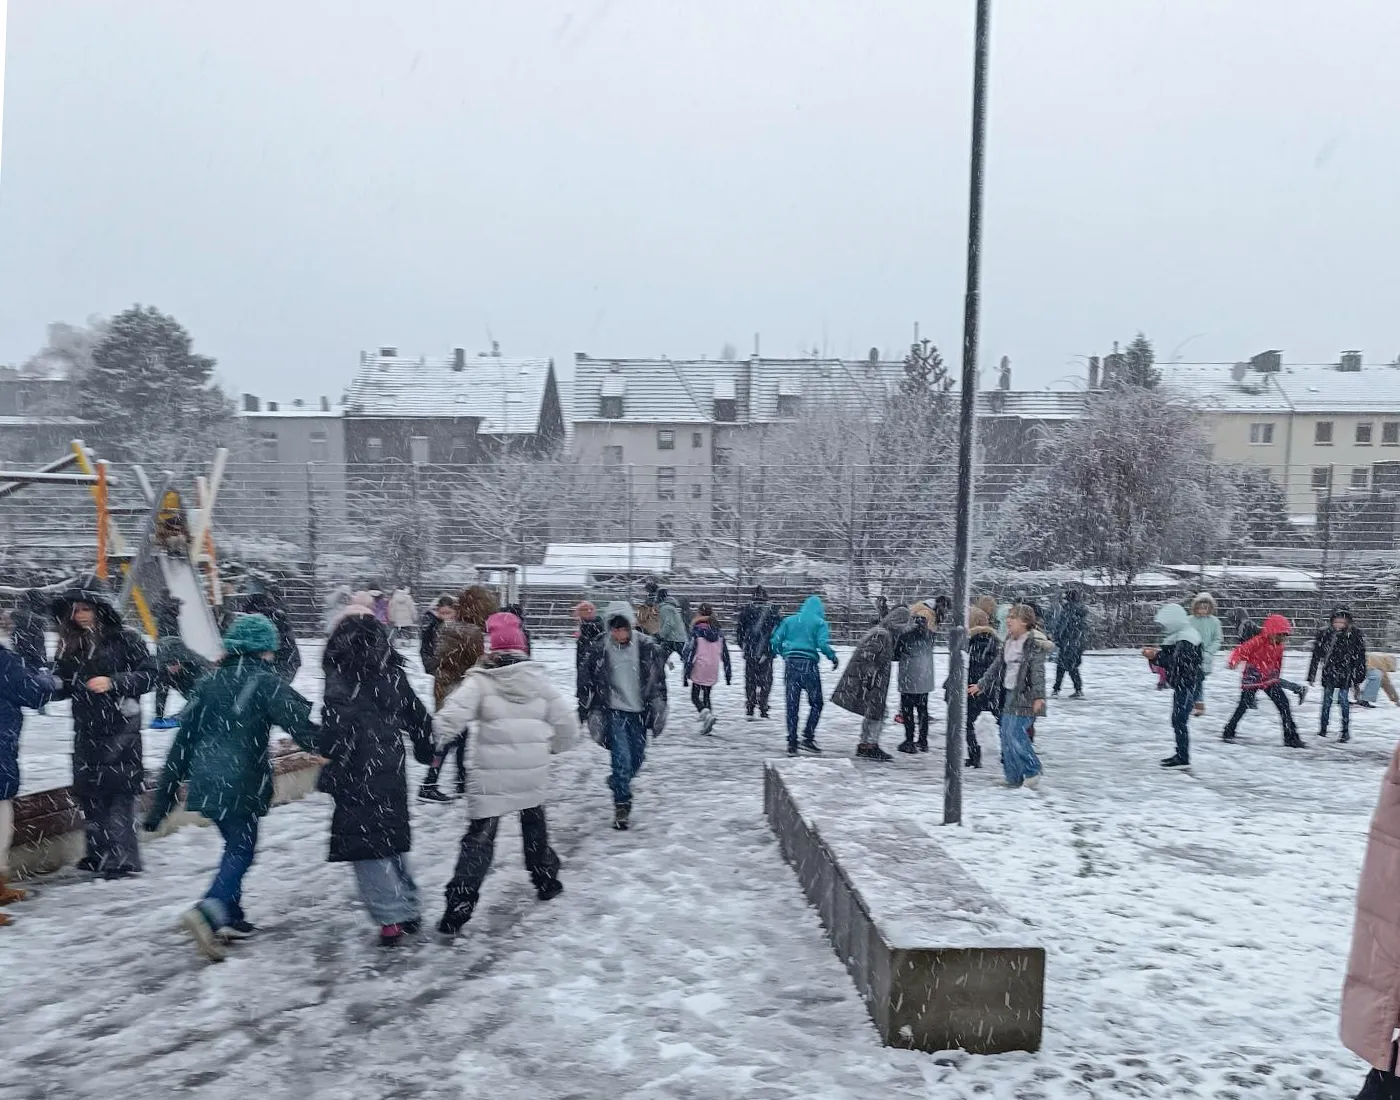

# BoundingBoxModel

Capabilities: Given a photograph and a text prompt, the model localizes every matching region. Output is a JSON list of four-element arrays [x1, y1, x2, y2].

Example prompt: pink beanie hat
[[485, 612, 528, 654]]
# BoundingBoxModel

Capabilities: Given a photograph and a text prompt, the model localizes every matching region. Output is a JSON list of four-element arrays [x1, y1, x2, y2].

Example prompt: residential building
[[234, 395, 346, 544], [1160, 355, 1400, 522], [0, 368, 93, 464]]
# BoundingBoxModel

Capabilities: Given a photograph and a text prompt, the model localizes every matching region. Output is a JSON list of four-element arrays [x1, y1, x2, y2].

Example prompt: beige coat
[[1360, 654, 1400, 706], [1340, 740, 1400, 1070]]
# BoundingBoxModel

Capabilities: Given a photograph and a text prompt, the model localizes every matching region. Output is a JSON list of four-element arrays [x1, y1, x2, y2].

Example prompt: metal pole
[[944, 0, 992, 827]]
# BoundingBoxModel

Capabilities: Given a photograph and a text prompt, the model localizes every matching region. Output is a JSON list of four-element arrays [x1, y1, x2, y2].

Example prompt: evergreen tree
[[79, 305, 232, 464], [1117, 332, 1160, 389]]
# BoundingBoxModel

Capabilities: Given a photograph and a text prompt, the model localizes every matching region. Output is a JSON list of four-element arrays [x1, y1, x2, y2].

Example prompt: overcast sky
[[2, 0, 1398, 400]]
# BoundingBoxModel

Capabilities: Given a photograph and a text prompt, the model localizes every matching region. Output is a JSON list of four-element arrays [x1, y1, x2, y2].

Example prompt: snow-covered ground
[[3, 642, 1389, 1099]]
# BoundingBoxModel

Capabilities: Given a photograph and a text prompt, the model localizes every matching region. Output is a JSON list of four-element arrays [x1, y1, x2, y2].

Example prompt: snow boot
[[417, 783, 452, 805], [1070, 691, 1084, 700], [1340, 730, 1352, 744], [856, 744, 893, 762], [217, 919, 257, 941], [799, 738, 823, 755], [700, 708, 716, 736], [1222, 730, 1238, 742], [180, 906, 228, 962], [0, 875, 27, 906], [897, 738, 919, 755], [379, 923, 405, 947], [612, 802, 632, 831], [786, 743, 800, 757], [537, 880, 564, 902], [1283, 734, 1308, 748], [1296, 684, 1308, 705], [438, 897, 475, 937], [150, 716, 180, 730], [1160, 755, 1190, 768]]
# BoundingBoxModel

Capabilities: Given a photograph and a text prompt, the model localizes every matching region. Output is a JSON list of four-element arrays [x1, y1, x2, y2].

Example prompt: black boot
[[897, 738, 918, 755], [1283, 734, 1308, 748], [613, 802, 632, 831], [437, 890, 476, 937], [1340, 728, 1352, 744], [537, 879, 564, 901]]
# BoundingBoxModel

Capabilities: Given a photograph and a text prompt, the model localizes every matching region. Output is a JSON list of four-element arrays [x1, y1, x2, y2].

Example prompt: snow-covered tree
[[1103, 332, 1160, 390], [79, 305, 232, 466], [21, 317, 109, 380]]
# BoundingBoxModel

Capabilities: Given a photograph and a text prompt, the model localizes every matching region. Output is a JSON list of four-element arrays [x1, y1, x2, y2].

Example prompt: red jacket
[[1227, 613, 1292, 688]]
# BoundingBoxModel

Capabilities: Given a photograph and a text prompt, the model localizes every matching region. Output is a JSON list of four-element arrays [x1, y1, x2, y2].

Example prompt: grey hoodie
[[601, 601, 643, 713]]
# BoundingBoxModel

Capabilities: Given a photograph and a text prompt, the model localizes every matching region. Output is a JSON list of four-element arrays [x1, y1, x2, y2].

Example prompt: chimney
[[868, 346, 880, 366], [1340, 350, 1363, 373], [1088, 356, 1101, 389], [267, 401, 279, 412], [243, 393, 261, 413], [453, 347, 466, 372], [293, 398, 305, 408], [378, 346, 398, 358], [998, 355, 1012, 391], [320, 395, 330, 411], [491, 340, 501, 357], [1250, 350, 1282, 373]]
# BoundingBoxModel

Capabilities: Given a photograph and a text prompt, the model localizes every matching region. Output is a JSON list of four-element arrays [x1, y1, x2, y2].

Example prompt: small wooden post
[[94, 460, 110, 580]]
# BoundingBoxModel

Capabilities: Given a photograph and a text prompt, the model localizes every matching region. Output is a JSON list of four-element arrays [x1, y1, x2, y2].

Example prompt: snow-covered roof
[[346, 353, 555, 435], [1161, 363, 1400, 415], [1160, 564, 1320, 592], [237, 408, 339, 420], [975, 391, 1088, 420], [543, 541, 673, 572], [0, 415, 92, 427]]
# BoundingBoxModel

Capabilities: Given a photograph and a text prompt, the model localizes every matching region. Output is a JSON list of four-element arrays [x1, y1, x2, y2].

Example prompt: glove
[[830, 657, 840, 672]]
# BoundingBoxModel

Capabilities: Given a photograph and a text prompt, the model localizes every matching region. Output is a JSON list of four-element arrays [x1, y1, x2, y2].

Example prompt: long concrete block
[[764, 762, 1044, 1055], [11, 749, 323, 878]]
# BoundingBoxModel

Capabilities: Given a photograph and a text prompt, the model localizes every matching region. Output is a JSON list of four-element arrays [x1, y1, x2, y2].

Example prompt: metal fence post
[[305, 463, 319, 598]]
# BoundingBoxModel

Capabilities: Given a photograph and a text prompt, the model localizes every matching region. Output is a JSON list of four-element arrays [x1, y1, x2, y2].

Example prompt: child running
[[1144, 604, 1204, 768], [770, 595, 839, 756], [969, 604, 1045, 789], [1223, 613, 1306, 748], [1307, 607, 1368, 743], [682, 604, 731, 736], [145, 614, 317, 961]]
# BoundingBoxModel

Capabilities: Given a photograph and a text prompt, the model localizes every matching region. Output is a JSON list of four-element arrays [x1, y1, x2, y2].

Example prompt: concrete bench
[[11, 745, 323, 878], [764, 760, 1045, 1055]]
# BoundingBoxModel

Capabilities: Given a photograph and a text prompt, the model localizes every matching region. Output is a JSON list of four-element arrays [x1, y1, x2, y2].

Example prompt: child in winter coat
[[435, 613, 577, 935], [418, 620, 485, 803], [1223, 614, 1305, 747], [0, 641, 60, 924], [969, 604, 1045, 789], [1356, 653, 1399, 709], [145, 614, 318, 961], [315, 609, 436, 946], [1143, 604, 1204, 768], [896, 603, 938, 754], [832, 607, 912, 763], [1188, 593, 1223, 716], [682, 604, 731, 735], [960, 606, 1002, 769], [1307, 607, 1368, 742], [1050, 588, 1089, 698], [771, 595, 840, 755]]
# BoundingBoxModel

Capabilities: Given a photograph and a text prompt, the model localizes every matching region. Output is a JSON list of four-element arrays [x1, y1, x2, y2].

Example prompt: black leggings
[[899, 693, 930, 740], [445, 806, 560, 917], [691, 683, 712, 713], [1224, 684, 1298, 740]]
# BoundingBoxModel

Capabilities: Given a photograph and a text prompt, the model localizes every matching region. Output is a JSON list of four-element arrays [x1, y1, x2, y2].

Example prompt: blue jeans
[[998, 714, 1042, 786], [607, 711, 648, 806], [201, 815, 259, 928], [1361, 668, 1383, 705], [1320, 686, 1351, 734], [352, 853, 420, 926], [784, 656, 824, 746]]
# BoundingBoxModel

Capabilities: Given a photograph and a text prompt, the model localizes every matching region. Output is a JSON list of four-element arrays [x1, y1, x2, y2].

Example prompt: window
[[1248, 422, 1274, 445], [1315, 420, 1334, 445], [258, 431, 279, 463], [657, 515, 674, 539], [1311, 466, 1332, 491], [777, 394, 801, 418], [691, 483, 702, 500], [410, 435, 431, 465], [692, 432, 704, 448], [450, 435, 471, 462], [657, 466, 676, 501], [657, 429, 676, 451], [309, 430, 328, 463], [714, 398, 737, 422], [603, 445, 624, 470], [1357, 422, 1375, 446], [366, 436, 384, 462], [1384, 422, 1400, 446], [1351, 466, 1371, 491], [600, 395, 624, 419]]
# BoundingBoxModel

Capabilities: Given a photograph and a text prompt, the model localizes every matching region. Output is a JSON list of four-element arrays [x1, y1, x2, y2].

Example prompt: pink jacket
[[1341, 740, 1400, 1070]]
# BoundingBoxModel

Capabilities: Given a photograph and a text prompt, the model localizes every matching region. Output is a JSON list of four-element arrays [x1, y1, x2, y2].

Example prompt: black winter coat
[[1154, 640, 1204, 693], [578, 632, 669, 738], [51, 591, 160, 798], [831, 609, 911, 720], [1051, 601, 1089, 664], [736, 600, 782, 664], [315, 616, 435, 862], [11, 605, 49, 670], [1308, 626, 1368, 690], [420, 609, 444, 675]]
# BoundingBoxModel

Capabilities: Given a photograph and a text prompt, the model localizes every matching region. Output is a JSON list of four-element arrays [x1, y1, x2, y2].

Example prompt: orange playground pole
[[94, 460, 109, 580]]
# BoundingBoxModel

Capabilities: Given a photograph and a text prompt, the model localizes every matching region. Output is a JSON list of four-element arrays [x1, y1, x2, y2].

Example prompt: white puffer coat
[[436, 658, 577, 819]]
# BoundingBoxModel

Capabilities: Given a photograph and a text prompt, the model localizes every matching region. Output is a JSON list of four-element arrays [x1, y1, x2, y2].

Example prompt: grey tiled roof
[[346, 353, 554, 435], [1161, 363, 1400, 415]]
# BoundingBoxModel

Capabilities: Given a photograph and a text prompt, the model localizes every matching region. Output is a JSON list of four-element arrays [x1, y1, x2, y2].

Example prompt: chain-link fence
[[1, 457, 1397, 646]]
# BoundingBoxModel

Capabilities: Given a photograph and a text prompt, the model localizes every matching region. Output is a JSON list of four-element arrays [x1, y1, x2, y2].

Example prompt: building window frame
[[1383, 421, 1400, 447], [259, 431, 279, 463], [600, 395, 624, 420], [1357, 422, 1375, 446], [365, 436, 385, 463], [657, 429, 676, 451], [1315, 420, 1335, 446], [656, 466, 676, 501], [1248, 422, 1275, 445], [1311, 466, 1333, 491], [1350, 466, 1371, 491], [692, 432, 704, 448]]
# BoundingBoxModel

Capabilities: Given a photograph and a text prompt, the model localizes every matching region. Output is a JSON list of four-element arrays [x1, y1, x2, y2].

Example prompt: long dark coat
[[51, 588, 160, 798], [0, 646, 56, 800], [831, 608, 911, 720], [1308, 623, 1368, 690], [316, 615, 435, 862]]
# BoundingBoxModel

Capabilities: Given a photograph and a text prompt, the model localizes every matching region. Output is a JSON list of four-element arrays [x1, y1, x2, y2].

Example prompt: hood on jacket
[[1191, 591, 1218, 615], [797, 595, 827, 626], [691, 619, 721, 642], [1155, 603, 1202, 647], [602, 601, 637, 630], [972, 595, 998, 619], [434, 621, 486, 708], [323, 612, 395, 678], [466, 657, 547, 704], [910, 602, 937, 630], [968, 605, 995, 634], [51, 580, 123, 634], [1331, 606, 1354, 625], [881, 607, 912, 632], [1261, 613, 1293, 637], [456, 585, 501, 629], [752, 584, 769, 602]]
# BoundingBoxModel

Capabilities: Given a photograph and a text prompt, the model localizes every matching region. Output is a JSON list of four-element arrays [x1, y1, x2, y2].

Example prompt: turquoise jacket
[[1192, 613, 1223, 676], [770, 595, 838, 663]]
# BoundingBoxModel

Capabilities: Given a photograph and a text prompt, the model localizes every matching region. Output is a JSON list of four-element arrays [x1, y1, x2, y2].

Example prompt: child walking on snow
[[959, 605, 1002, 769], [1223, 614, 1305, 748], [1308, 607, 1368, 742], [770, 595, 840, 756], [896, 602, 938, 754], [969, 604, 1045, 789], [1144, 604, 1204, 769], [1189, 593, 1222, 716], [832, 606, 912, 763], [682, 604, 731, 736]]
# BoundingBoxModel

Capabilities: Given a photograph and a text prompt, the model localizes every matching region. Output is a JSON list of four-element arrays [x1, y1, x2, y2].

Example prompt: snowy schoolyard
[[3, 641, 1390, 1099]]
